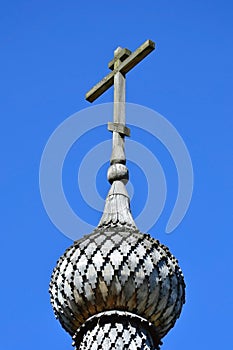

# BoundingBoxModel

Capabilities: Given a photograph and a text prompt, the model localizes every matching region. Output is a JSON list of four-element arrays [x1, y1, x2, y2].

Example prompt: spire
[[86, 40, 155, 228], [98, 46, 136, 228]]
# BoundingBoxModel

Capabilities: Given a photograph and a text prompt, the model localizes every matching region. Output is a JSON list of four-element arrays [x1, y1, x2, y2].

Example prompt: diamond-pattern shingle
[[49, 225, 185, 342]]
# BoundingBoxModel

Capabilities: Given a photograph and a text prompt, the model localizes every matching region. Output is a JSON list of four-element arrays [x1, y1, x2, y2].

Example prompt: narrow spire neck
[[98, 139, 135, 228], [98, 47, 135, 228], [98, 180, 136, 229]]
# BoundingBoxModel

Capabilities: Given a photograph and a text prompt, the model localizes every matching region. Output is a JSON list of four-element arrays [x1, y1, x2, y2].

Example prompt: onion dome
[[49, 178, 185, 348], [50, 223, 185, 339]]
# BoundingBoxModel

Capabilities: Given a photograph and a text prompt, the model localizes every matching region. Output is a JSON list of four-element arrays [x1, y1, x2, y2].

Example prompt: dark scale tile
[[137, 289, 149, 316], [93, 234, 106, 246], [111, 233, 123, 244], [65, 262, 74, 281], [150, 249, 162, 266], [135, 265, 146, 288], [122, 328, 131, 344], [79, 238, 91, 250], [59, 258, 69, 274], [86, 264, 98, 289], [74, 270, 84, 294], [102, 337, 111, 349], [118, 241, 131, 257], [155, 279, 171, 315], [158, 262, 169, 281], [125, 234, 138, 245], [84, 242, 98, 258], [64, 280, 73, 299], [96, 327, 105, 345], [70, 248, 81, 263], [109, 249, 123, 269], [84, 282, 95, 302], [161, 274, 178, 316], [135, 244, 147, 260], [109, 327, 117, 343], [118, 263, 131, 285], [92, 250, 104, 272], [127, 250, 139, 270], [143, 256, 154, 277], [100, 239, 114, 257], [102, 262, 114, 286], [76, 254, 88, 275]]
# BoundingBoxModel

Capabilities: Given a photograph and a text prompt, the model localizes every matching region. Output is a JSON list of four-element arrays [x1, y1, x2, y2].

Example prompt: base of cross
[[108, 122, 130, 137]]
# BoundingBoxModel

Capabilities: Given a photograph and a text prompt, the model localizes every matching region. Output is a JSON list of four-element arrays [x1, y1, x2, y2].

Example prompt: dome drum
[[73, 310, 162, 349]]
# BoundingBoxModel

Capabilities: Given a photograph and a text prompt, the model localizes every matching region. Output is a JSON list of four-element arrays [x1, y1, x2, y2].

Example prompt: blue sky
[[1, 1, 233, 349]]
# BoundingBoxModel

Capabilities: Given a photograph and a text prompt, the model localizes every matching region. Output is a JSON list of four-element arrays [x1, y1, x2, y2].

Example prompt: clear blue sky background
[[1, 1, 233, 349]]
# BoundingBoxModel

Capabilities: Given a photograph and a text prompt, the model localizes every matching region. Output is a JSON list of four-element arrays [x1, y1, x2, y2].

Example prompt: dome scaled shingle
[[49, 223, 185, 342]]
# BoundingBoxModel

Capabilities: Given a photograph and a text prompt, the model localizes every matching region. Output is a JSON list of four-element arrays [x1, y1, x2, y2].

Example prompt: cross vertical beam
[[111, 47, 126, 164], [85, 39, 155, 168]]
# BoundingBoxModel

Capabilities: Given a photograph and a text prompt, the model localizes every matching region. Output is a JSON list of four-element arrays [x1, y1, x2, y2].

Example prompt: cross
[[86, 39, 155, 165]]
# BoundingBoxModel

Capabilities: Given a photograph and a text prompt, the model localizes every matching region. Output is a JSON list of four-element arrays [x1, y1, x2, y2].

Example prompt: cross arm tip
[[145, 39, 156, 49], [85, 71, 115, 103]]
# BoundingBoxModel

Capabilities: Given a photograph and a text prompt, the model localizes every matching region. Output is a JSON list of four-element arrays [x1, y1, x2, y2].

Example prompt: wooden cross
[[86, 39, 155, 165]]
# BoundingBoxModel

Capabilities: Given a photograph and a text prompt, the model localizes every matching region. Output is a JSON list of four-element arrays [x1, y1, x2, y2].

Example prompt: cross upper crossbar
[[86, 39, 155, 103]]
